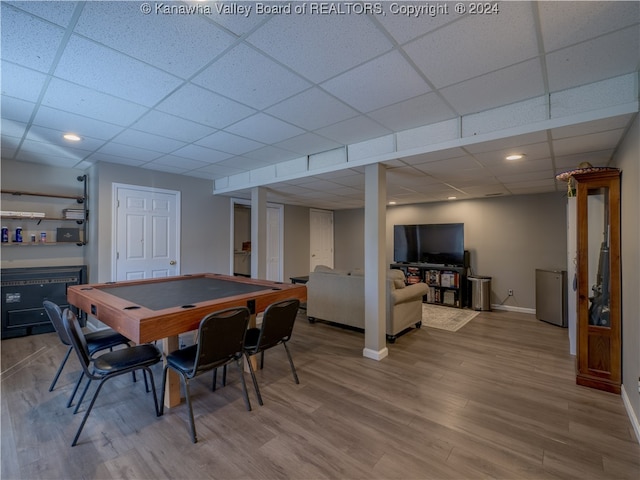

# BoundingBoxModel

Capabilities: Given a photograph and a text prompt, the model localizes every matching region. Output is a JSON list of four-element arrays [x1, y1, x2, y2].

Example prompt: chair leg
[[235, 358, 252, 412], [260, 351, 265, 370], [74, 375, 93, 414], [182, 376, 198, 443], [143, 366, 160, 417], [66, 371, 85, 408], [159, 365, 169, 416], [71, 377, 105, 446], [244, 352, 263, 406], [49, 347, 72, 392], [212, 368, 218, 391], [283, 343, 299, 384]]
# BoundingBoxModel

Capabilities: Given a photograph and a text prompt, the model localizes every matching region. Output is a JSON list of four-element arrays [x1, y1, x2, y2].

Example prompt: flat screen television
[[394, 223, 464, 266]]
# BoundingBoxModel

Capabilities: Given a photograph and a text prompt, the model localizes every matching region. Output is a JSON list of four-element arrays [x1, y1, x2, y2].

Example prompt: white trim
[[622, 385, 640, 444], [362, 347, 389, 361], [111, 183, 181, 282], [491, 304, 536, 315]]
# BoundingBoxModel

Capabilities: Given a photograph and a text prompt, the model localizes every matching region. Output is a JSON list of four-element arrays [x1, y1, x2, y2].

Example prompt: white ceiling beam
[[213, 74, 638, 195]]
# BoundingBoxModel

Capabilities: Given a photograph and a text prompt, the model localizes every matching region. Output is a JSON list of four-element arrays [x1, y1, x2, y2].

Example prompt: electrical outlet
[[508, 289, 513, 296]]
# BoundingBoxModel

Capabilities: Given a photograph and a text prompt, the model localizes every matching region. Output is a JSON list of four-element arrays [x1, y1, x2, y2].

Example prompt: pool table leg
[[162, 335, 181, 408]]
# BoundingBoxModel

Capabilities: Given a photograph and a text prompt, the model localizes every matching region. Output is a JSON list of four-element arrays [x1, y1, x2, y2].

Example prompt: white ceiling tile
[[196, 131, 264, 155], [538, 1, 640, 52], [1, 118, 27, 138], [551, 115, 633, 140], [1, 62, 47, 102], [147, 155, 210, 171], [54, 35, 183, 107], [15, 150, 83, 168], [473, 142, 552, 166], [33, 106, 123, 141], [171, 144, 232, 164], [156, 83, 255, 129], [1, 97, 35, 123], [405, 2, 539, 87], [192, 162, 245, 178], [111, 129, 185, 154], [18, 138, 85, 160], [140, 163, 191, 175], [376, 4, 458, 44], [274, 132, 342, 156], [246, 14, 393, 82], [440, 59, 545, 115], [200, 2, 265, 36], [0, 5, 65, 73], [555, 150, 615, 171], [546, 27, 640, 92], [225, 113, 305, 144], [265, 87, 358, 131], [41, 78, 148, 126], [85, 152, 146, 167], [464, 131, 549, 154], [132, 110, 215, 143], [97, 142, 163, 162], [553, 130, 625, 157], [315, 116, 391, 145], [242, 145, 300, 163], [75, 2, 237, 79], [368, 92, 456, 132], [8, 1, 77, 27], [26, 125, 102, 152], [216, 156, 270, 171], [193, 44, 310, 110], [322, 50, 431, 113]]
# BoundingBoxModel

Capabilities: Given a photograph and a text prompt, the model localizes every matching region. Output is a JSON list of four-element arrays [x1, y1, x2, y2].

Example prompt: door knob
[[170, 260, 176, 265]]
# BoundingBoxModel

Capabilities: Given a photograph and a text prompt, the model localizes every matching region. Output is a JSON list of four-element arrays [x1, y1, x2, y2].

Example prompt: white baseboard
[[490, 304, 536, 315], [363, 347, 389, 361], [622, 384, 640, 444]]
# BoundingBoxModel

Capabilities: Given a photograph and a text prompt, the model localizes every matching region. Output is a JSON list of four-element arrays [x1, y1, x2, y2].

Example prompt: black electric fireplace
[[1, 265, 87, 339]]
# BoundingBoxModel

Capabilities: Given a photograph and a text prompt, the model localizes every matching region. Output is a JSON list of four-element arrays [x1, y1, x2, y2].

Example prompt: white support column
[[363, 163, 389, 361], [251, 187, 267, 280]]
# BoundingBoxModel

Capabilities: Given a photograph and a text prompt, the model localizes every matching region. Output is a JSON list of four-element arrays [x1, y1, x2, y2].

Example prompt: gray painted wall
[[614, 114, 640, 432], [334, 192, 569, 310]]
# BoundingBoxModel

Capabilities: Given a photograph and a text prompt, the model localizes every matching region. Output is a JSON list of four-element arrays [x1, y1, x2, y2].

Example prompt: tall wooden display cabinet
[[573, 168, 621, 394]]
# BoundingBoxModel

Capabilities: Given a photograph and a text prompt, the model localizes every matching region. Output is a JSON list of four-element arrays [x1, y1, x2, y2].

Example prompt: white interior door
[[114, 184, 180, 281], [310, 208, 334, 271]]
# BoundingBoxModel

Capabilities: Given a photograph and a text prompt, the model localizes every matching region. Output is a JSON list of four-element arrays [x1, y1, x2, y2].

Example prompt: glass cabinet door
[[574, 169, 621, 394]]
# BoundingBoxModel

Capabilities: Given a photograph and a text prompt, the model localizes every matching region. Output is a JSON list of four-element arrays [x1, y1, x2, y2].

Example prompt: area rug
[[422, 303, 480, 332]]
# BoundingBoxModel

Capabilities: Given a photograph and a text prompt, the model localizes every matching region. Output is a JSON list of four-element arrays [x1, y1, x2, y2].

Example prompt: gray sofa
[[306, 265, 429, 342]]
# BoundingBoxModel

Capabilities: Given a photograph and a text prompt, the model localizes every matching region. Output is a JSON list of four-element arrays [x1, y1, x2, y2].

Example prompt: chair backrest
[[61, 308, 93, 376], [43, 300, 71, 346], [193, 307, 250, 375], [256, 299, 300, 351]]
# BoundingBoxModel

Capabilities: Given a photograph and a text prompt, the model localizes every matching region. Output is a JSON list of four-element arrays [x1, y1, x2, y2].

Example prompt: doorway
[[230, 199, 283, 281]]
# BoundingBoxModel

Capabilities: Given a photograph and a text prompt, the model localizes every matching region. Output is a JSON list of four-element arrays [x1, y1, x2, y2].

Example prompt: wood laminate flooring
[[2, 309, 639, 479]]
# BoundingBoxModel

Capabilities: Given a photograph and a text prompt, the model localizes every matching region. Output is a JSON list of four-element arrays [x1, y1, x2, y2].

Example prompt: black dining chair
[[243, 298, 300, 406], [61, 308, 162, 447], [160, 307, 252, 443], [43, 300, 133, 407]]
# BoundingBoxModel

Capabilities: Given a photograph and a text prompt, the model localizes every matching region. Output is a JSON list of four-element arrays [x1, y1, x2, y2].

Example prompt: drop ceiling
[[1, 1, 638, 210]]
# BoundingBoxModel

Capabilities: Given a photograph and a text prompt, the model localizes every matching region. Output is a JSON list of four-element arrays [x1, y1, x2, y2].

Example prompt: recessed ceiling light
[[506, 154, 524, 161], [388, 201, 397, 205], [448, 196, 457, 200], [63, 133, 82, 142]]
